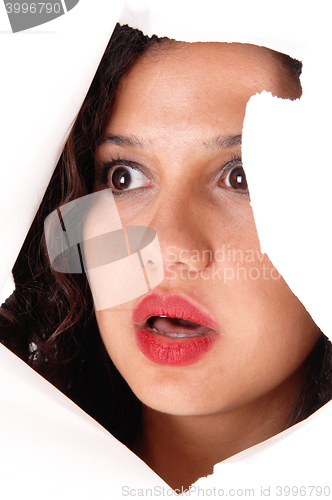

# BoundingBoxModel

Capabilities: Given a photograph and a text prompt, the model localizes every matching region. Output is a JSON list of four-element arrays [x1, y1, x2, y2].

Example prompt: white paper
[[0, 343, 168, 499]]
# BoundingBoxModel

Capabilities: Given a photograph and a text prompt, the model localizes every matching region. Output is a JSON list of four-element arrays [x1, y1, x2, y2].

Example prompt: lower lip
[[134, 327, 218, 366]]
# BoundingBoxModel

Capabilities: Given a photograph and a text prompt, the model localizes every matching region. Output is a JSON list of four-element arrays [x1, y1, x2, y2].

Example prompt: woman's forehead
[[106, 41, 298, 143], [119, 41, 297, 97]]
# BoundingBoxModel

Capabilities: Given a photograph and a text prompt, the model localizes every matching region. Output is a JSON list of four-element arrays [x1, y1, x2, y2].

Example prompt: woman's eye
[[223, 164, 248, 192], [109, 165, 151, 192]]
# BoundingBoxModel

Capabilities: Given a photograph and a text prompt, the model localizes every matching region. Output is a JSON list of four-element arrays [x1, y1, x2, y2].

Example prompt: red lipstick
[[132, 292, 220, 366]]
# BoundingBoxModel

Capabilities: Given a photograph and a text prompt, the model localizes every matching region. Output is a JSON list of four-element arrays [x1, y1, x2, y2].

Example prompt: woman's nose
[[147, 191, 213, 273]]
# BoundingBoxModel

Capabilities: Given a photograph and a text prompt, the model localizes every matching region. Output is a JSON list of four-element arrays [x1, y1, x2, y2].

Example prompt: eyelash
[[97, 155, 247, 196]]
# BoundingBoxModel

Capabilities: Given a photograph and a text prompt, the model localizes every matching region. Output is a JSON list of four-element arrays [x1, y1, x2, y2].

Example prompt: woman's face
[[92, 42, 318, 417]]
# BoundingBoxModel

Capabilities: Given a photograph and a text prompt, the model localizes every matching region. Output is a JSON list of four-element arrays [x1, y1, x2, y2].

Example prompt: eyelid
[[216, 156, 243, 180], [222, 156, 242, 172], [102, 158, 146, 173]]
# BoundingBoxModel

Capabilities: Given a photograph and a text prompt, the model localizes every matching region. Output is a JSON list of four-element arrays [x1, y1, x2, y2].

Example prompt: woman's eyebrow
[[98, 133, 242, 150], [201, 134, 242, 150], [98, 134, 145, 148]]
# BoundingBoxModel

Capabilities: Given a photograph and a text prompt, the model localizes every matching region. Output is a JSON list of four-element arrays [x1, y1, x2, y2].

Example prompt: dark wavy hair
[[0, 23, 331, 448]]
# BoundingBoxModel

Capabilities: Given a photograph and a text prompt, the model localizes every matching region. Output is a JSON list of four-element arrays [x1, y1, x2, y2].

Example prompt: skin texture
[[91, 42, 318, 490]]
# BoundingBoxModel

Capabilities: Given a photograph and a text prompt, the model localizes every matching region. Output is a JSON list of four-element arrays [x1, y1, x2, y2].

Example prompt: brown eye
[[109, 166, 151, 192], [225, 165, 248, 191], [111, 166, 131, 190]]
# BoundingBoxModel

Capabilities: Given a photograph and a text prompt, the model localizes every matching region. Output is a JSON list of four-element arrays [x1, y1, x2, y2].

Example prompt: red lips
[[132, 292, 220, 366]]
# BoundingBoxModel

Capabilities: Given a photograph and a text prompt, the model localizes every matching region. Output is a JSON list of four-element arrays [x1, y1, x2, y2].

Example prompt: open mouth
[[145, 316, 213, 338], [132, 292, 220, 365]]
